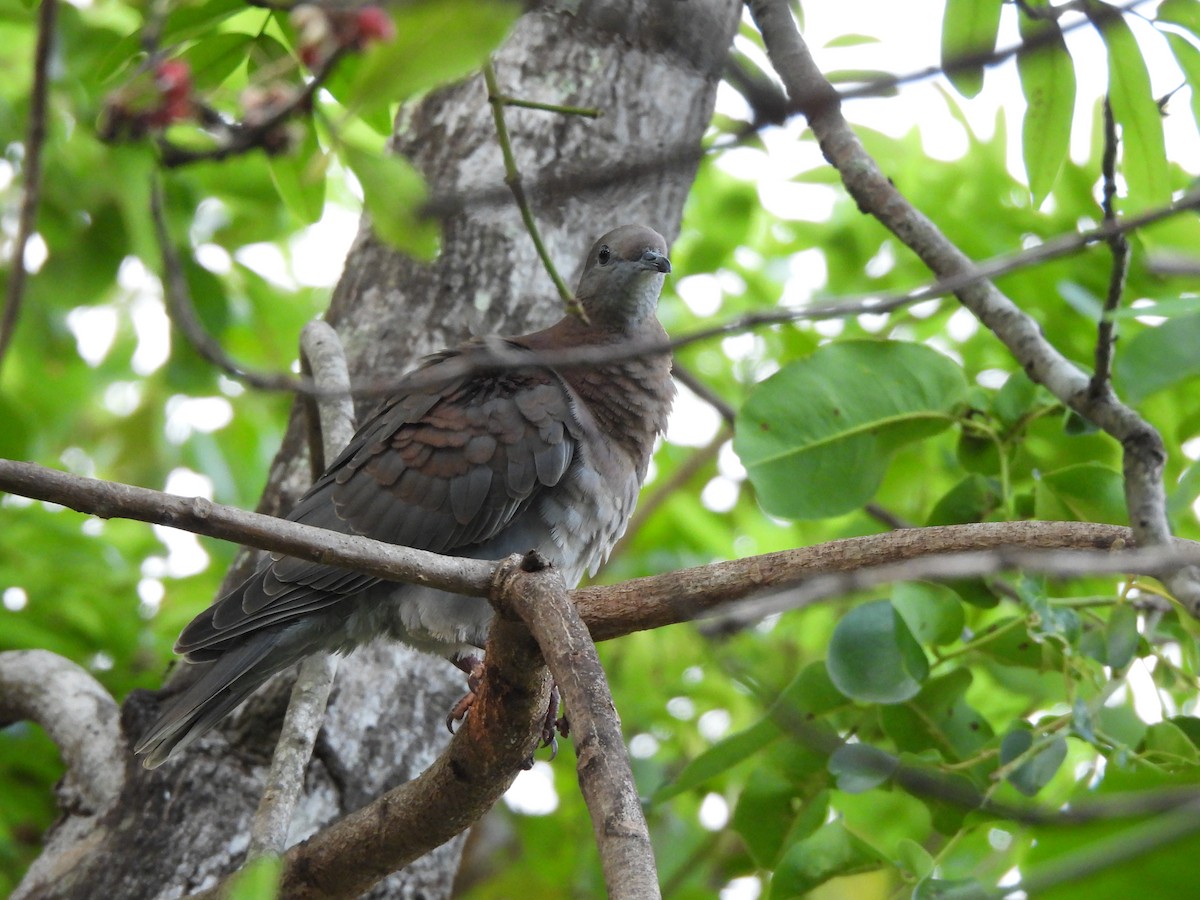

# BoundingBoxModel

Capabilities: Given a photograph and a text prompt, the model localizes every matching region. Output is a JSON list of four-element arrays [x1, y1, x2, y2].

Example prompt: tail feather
[[136, 630, 311, 768]]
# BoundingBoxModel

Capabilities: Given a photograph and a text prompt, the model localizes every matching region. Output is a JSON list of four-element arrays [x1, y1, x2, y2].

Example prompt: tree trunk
[[16, 2, 739, 897]]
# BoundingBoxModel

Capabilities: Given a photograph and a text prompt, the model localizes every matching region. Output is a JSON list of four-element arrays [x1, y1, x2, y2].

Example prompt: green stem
[[481, 61, 579, 313], [495, 94, 601, 118]]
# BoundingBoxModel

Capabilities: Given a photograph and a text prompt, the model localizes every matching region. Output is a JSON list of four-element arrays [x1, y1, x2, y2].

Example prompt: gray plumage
[[136, 225, 676, 768]]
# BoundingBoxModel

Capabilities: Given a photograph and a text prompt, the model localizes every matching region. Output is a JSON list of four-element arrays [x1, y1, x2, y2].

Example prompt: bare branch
[[747, 0, 1200, 614], [575, 520, 1180, 642], [0, 649, 124, 813], [3, 460, 1182, 642], [248, 322, 356, 858], [150, 178, 304, 393], [156, 48, 348, 169], [0, 458, 494, 596], [492, 555, 659, 900], [0, 0, 57, 375]]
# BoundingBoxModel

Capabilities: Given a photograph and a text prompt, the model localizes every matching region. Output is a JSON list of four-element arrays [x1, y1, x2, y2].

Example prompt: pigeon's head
[[574, 224, 671, 330]]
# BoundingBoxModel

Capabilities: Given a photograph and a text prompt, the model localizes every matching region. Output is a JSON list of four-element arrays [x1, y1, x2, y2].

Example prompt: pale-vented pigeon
[[136, 224, 675, 767]]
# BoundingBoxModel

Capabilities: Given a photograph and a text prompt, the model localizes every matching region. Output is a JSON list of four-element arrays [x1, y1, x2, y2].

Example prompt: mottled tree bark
[[16, 2, 739, 897]]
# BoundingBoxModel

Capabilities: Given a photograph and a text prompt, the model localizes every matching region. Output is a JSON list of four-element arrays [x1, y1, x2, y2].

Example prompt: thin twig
[[156, 48, 347, 168], [1090, 96, 1131, 399], [150, 177, 303, 391], [250, 183, 1200, 404], [673, 363, 735, 423], [864, 503, 911, 530], [0, 0, 57, 375], [248, 322, 356, 859], [481, 61, 579, 316]]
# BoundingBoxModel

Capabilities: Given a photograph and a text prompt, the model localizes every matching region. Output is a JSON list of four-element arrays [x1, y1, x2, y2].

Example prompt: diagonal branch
[[747, 0, 1200, 614]]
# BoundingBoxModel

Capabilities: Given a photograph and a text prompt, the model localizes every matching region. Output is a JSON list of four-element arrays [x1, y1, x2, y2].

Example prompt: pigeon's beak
[[642, 250, 671, 274]]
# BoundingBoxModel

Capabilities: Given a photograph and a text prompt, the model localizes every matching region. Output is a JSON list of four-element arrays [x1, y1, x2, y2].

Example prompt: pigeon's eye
[[597, 245, 611, 265]]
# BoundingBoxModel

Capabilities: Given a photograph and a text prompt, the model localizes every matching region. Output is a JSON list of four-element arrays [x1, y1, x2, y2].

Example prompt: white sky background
[[40, 4, 1200, 889]]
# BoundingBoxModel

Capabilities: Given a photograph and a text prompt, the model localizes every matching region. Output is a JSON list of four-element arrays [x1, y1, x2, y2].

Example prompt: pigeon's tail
[[135, 628, 314, 769]]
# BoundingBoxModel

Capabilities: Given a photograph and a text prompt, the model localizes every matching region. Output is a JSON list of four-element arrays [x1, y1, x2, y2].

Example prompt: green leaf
[[653, 719, 779, 803], [1158, 0, 1200, 36], [1170, 459, 1200, 521], [941, 0, 1002, 97], [180, 32, 253, 90], [1106, 297, 1200, 321], [1023, 772, 1200, 900], [1166, 33, 1200, 138], [339, 143, 438, 258], [1016, 8, 1075, 204], [880, 669, 994, 762], [1093, 4, 1170, 211], [227, 855, 281, 900], [1000, 729, 1068, 796], [1034, 463, 1127, 524], [1143, 721, 1200, 765], [827, 600, 929, 704], [1105, 603, 1140, 670], [891, 583, 965, 646], [267, 121, 326, 224], [927, 474, 1003, 525], [895, 838, 935, 880], [1115, 313, 1200, 402], [828, 743, 898, 793], [823, 33, 880, 48], [770, 821, 883, 899], [732, 770, 813, 868], [734, 341, 967, 519], [653, 662, 849, 803], [994, 370, 1041, 428], [978, 616, 1065, 670], [345, 0, 519, 116], [1095, 700, 1148, 750]]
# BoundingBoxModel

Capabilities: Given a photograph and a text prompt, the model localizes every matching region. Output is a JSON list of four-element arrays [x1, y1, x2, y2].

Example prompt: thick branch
[[493, 555, 659, 899], [0, 649, 124, 813], [747, 0, 1200, 612], [268, 597, 550, 899], [4, 459, 1195, 642]]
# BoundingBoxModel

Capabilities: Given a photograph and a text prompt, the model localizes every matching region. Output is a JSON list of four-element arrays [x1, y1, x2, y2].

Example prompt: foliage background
[[3, 0, 1200, 897]]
